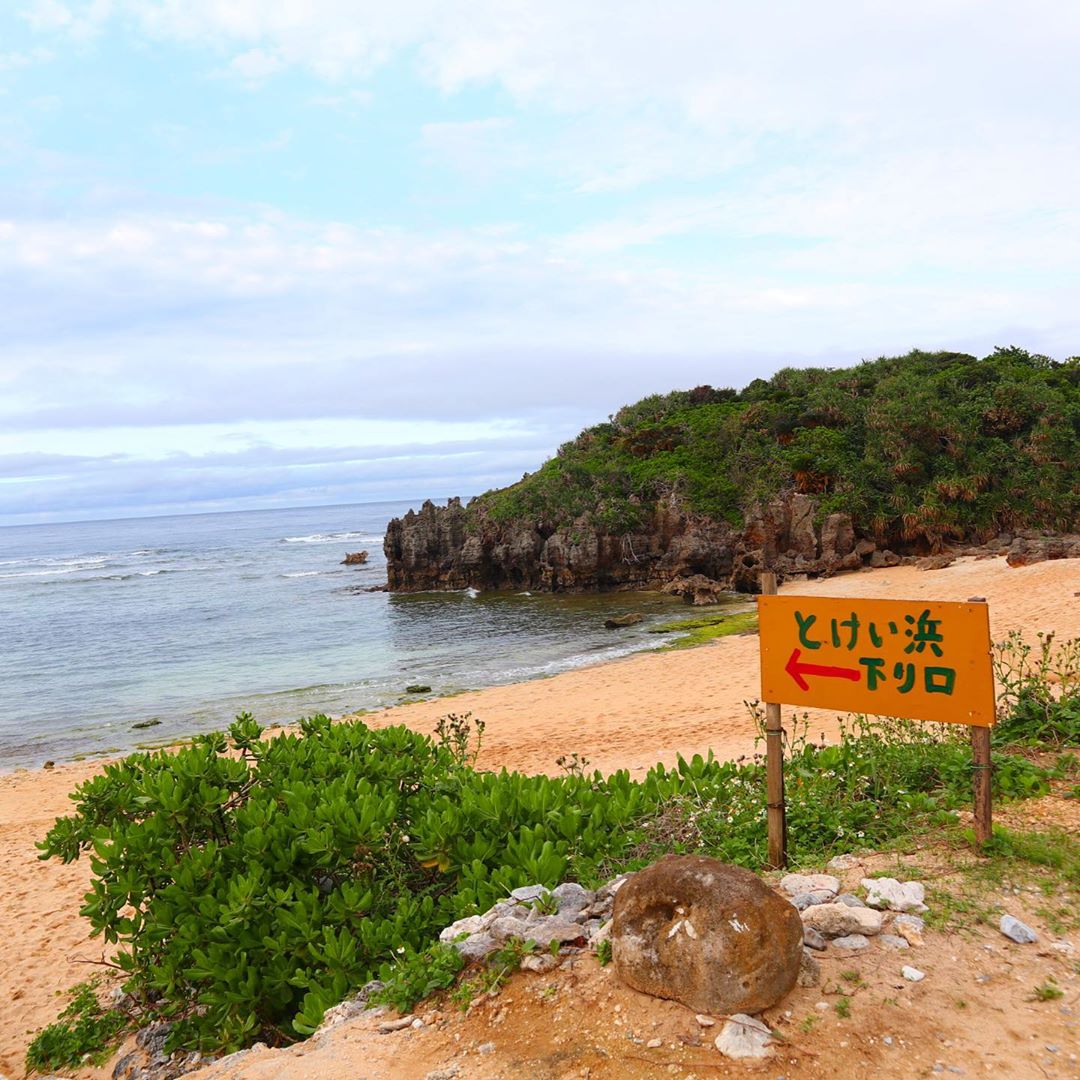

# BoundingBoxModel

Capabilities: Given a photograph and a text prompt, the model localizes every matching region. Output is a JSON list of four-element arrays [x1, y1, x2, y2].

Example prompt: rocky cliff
[[384, 494, 1080, 598]]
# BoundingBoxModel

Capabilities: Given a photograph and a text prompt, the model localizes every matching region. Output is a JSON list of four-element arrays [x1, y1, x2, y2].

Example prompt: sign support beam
[[760, 571, 787, 869], [968, 595, 993, 844]]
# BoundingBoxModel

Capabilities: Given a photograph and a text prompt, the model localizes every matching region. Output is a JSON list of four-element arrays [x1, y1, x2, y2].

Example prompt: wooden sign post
[[756, 587, 997, 864]]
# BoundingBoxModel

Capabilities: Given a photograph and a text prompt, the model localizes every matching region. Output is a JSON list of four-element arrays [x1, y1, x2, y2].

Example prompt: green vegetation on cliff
[[480, 347, 1080, 545]]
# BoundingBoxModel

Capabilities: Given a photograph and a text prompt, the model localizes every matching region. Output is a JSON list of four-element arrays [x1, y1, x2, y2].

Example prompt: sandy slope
[[1, 555, 1078, 1074]]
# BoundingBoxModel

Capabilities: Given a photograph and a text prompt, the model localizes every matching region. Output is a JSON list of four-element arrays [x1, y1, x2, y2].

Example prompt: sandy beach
[[2, 555, 1079, 1073]]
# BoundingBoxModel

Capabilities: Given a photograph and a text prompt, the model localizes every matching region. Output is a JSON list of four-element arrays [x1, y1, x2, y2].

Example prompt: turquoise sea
[[0, 501, 686, 771]]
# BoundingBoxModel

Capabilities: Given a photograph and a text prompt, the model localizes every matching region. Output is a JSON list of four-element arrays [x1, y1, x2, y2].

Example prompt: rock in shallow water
[[612, 855, 803, 1015]]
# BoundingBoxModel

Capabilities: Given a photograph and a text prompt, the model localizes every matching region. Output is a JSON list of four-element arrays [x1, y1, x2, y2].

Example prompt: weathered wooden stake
[[971, 724, 993, 844], [968, 595, 993, 845], [760, 571, 787, 869]]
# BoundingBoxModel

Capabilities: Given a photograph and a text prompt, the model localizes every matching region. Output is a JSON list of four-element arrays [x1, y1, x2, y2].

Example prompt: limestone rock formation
[[610, 854, 803, 1015], [383, 494, 1080, 595]]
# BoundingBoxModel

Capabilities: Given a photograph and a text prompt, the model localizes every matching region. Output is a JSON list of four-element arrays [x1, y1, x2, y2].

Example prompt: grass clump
[[648, 609, 758, 650], [26, 980, 130, 1073], [993, 631, 1080, 747]]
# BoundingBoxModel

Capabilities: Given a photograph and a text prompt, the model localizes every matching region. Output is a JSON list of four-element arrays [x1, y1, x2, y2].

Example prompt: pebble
[[477, 1042, 495, 1054], [999, 914, 1037, 944], [827, 854, 861, 871], [879, 934, 910, 950], [832, 934, 870, 950], [426, 1067, 460, 1080], [802, 926, 827, 951], [695, 1014, 716, 1027], [378, 1015, 416, 1033], [902, 966, 926, 982], [647, 1038, 663, 1048], [883, 1036, 894, 1046]]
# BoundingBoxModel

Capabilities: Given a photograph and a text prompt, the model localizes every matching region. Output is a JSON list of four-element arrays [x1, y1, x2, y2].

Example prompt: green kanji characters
[[795, 611, 822, 650], [859, 656, 887, 690], [924, 667, 956, 695], [893, 661, 916, 693], [867, 622, 884, 648], [904, 609, 944, 657]]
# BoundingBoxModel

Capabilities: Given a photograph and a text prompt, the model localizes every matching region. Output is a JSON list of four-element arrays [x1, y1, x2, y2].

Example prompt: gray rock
[[552, 881, 593, 918], [790, 890, 835, 910], [879, 934, 910, 950], [439, 914, 490, 942], [509, 884, 550, 903], [477, 1041, 496, 1054], [520, 953, 560, 973], [802, 926, 827, 951], [524, 919, 587, 948], [902, 966, 926, 982], [1000, 915, 1037, 944], [801, 903, 883, 937], [894, 914, 925, 932], [488, 915, 534, 943], [861, 877, 927, 914], [453, 932, 499, 962], [780, 873, 840, 897], [714, 1014, 774, 1059], [834, 893, 866, 908], [426, 1067, 460, 1080], [378, 1015, 416, 1033], [832, 934, 870, 950], [797, 949, 822, 987]]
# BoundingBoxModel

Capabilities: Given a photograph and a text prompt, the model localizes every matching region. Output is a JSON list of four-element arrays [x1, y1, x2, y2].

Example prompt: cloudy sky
[[2, 2, 1078, 525]]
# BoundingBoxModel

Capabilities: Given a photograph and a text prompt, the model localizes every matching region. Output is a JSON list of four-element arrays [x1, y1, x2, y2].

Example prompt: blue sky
[[2, 1, 1078, 525]]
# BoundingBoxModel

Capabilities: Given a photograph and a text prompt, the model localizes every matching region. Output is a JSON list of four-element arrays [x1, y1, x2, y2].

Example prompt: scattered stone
[[861, 877, 927, 913], [832, 934, 870, 951], [612, 855, 804, 1015], [1049, 940, 1075, 954], [902, 966, 926, 982], [426, 1067, 460, 1080], [780, 873, 840, 897], [477, 1042, 495, 1055], [646, 1038, 663, 1048], [1000, 915, 1037, 944], [43, 760, 55, 769], [802, 926, 827, 951], [378, 1015, 416, 1033], [827, 854, 861, 871], [797, 949, 822, 987], [879, 934, 910, 950], [520, 953, 560, 974], [695, 1014, 716, 1027], [883, 1036, 894, 1046], [604, 612, 643, 628], [801, 903, 883, 938], [834, 893, 867, 908], [316, 981, 385, 1032], [714, 1014, 774, 1059]]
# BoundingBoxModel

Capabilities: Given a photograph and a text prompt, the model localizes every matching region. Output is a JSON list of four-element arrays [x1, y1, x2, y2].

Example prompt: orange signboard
[[758, 595, 996, 726]]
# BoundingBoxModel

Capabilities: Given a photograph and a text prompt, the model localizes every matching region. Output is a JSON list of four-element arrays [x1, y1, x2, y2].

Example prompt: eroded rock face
[[610, 855, 803, 1015], [383, 494, 1080, 595]]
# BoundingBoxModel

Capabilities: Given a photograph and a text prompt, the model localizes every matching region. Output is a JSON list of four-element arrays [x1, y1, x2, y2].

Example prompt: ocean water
[[0, 501, 692, 772]]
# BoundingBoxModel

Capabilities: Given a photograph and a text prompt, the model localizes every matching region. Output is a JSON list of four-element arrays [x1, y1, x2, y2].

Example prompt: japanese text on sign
[[758, 595, 996, 726]]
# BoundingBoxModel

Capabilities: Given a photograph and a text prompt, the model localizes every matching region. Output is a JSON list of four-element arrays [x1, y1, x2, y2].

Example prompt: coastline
[[3, 555, 1079, 1073]]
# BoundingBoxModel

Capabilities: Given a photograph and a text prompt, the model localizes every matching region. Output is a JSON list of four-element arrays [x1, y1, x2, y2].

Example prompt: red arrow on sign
[[784, 648, 862, 692]]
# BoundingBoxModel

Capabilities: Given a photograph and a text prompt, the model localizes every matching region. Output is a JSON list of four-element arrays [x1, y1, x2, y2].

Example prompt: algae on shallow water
[[649, 609, 758, 650]]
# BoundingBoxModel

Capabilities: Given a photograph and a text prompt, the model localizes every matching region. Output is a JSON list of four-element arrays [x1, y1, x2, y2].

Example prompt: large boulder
[[611, 855, 803, 1015]]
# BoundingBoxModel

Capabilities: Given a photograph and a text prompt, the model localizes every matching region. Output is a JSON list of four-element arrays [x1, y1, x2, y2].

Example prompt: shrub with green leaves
[[39, 704, 1058, 1053]]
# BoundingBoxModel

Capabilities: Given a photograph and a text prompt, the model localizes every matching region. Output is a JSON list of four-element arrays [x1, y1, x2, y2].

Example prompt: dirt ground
[[2, 556, 1079, 1078]]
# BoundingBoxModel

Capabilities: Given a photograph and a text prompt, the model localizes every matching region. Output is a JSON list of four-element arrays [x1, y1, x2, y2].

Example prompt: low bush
[[26, 980, 129, 1072], [38, 699, 1060, 1055]]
